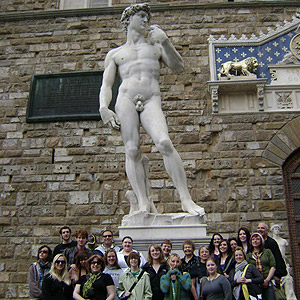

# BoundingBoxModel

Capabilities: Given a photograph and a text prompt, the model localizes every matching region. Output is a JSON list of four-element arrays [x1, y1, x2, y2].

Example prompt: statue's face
[[272, 226, 280, 235], [129, 11, 149, 33]]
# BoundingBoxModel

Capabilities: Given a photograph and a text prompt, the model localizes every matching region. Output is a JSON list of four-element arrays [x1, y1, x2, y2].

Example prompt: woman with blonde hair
[[160, 253, 192, 300], [229, 246, 263, 300], [42, 254, 73, 300]]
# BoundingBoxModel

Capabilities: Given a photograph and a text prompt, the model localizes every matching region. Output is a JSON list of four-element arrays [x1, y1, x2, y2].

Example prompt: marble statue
[[99, 3, 204, 216], [218, 56, 258, 80], [270, 224, 298, 300], [281, 265, 298, 300], [270, 224, 288, 259]]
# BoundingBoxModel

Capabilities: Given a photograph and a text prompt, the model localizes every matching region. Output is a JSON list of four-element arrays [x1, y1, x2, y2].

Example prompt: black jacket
[[142, 261, 168, 300], [42, 273, 73, 300]]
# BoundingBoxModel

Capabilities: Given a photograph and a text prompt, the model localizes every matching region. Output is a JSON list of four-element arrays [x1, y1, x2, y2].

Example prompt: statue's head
[[121, 3, 151, 31]]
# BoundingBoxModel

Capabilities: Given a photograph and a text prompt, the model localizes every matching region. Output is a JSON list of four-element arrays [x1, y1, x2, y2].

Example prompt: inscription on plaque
[[27, 71, 120, 122]]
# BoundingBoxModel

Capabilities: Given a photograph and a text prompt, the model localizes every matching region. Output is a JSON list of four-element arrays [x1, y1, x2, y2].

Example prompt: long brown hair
[[104, 249, 121, 269], [147, 244, 165, 265]]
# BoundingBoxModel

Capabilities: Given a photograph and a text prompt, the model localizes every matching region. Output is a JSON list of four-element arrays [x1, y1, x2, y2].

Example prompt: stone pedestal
[[119, 212, 206, 240], [117, 212, 208, 257]]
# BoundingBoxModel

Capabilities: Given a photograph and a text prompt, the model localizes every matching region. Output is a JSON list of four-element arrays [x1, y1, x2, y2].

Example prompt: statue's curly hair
[[120, 3, 151, 31]]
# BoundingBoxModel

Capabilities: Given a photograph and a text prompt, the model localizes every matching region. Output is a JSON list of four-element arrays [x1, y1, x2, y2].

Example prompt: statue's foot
[[137, 202, 151, 214], [181, 199, 205, 216]]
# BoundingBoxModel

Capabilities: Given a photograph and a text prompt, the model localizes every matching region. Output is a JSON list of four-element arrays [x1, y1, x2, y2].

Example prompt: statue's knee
[[157, 139, 173, 155], [125, 145, 140, 158]]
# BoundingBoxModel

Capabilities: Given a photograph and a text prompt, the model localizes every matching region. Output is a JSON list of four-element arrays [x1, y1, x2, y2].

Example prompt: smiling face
[[257, 223, 268, 239], [230, 240, 237, 252], [161, 243, 172, 257], [234, 250, 245, 264], [219, 241, 228, 254], [122, 238, 133, 253], [213, 235, 222, 247], [251, 235, 262, 249], [106, 251, 117, 267], [169, 255, 181, 270], [102, 231, 113, 247], [76, 235, 87, 248], [55, 256, 66, 274], [61, 229, 71, 242], [183, 243, 194, 257], [199, 247, 209, 262], [239, 230, 247, 243], [150, 246, 161, 260], [129, 256, 139, 268], [206, 259, 217, 275]]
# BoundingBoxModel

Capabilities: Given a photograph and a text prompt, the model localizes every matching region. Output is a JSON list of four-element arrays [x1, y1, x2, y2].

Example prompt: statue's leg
[[116, 99, 150, 213], [141, 98, 205, 216]]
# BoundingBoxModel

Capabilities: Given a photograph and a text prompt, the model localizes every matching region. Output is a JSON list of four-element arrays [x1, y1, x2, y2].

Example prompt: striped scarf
[[253, 251, 263, 274]]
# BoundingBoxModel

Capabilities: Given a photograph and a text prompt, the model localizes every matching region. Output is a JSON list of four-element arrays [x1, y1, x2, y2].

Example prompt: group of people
[[28, 222, 287, 300]]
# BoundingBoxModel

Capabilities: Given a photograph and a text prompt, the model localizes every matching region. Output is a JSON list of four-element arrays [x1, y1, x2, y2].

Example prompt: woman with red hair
[[246, 233, 276, 300]]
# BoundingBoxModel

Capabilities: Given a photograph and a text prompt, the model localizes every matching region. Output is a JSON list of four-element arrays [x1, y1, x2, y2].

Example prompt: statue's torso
[[114, 43, 162, 100]]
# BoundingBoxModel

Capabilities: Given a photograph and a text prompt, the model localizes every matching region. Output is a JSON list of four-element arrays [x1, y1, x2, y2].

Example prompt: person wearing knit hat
[[246, 233, 276, 300], [257, 223, 287, 284]]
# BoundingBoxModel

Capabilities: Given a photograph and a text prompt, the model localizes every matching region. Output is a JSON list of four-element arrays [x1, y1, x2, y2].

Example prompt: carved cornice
[[0, 1, 299, 22], [208, 15, 300, 46]]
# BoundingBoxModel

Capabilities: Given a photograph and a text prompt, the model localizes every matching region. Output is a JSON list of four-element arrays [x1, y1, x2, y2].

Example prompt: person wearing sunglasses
[[73, 255, 115, 300], [28, 245, 52, 300], [42, 254, 73, 300], [94, 230, 120, 257]]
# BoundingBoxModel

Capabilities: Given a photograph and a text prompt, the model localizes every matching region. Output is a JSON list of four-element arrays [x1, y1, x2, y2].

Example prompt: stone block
[[54, 164, 70, 174], [0, 273, 9, 282], [69, 191, 89, 204]]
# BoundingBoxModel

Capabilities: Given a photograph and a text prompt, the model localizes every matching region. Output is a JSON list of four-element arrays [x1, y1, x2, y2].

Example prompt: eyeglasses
[[91, 261, 100, 265], [39, 250, 48, 254], [103, 235, 112, 238], [56, 260, 66, 265]]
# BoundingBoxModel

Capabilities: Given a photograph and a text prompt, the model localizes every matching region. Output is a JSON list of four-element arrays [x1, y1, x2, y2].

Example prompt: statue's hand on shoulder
[[148, 25, 168, 45], [100, 107, 120, 130]]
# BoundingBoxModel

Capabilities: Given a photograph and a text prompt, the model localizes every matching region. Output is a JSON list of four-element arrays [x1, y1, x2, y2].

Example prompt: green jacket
[[117, 268, 152, 300], [160, 268, 192, 300], [246, 249, 276, 280]]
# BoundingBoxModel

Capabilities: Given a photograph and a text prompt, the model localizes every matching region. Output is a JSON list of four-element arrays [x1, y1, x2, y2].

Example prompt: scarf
[[168, 269, 181, 300], [233, 261, 248, 300], [37, 260, 51, 287], [252, 251, 263, 274], [83, 272, 102, 298]]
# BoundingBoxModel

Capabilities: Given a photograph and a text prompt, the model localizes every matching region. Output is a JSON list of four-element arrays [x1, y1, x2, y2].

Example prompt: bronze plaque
[[26, 71, 120, 122]]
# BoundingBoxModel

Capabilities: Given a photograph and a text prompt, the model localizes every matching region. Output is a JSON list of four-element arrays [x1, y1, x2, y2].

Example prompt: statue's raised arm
[[148, 25, 184, 73]]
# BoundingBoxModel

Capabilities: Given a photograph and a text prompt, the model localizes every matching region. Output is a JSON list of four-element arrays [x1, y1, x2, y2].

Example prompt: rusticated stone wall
[[0, 2, 299, 299]]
